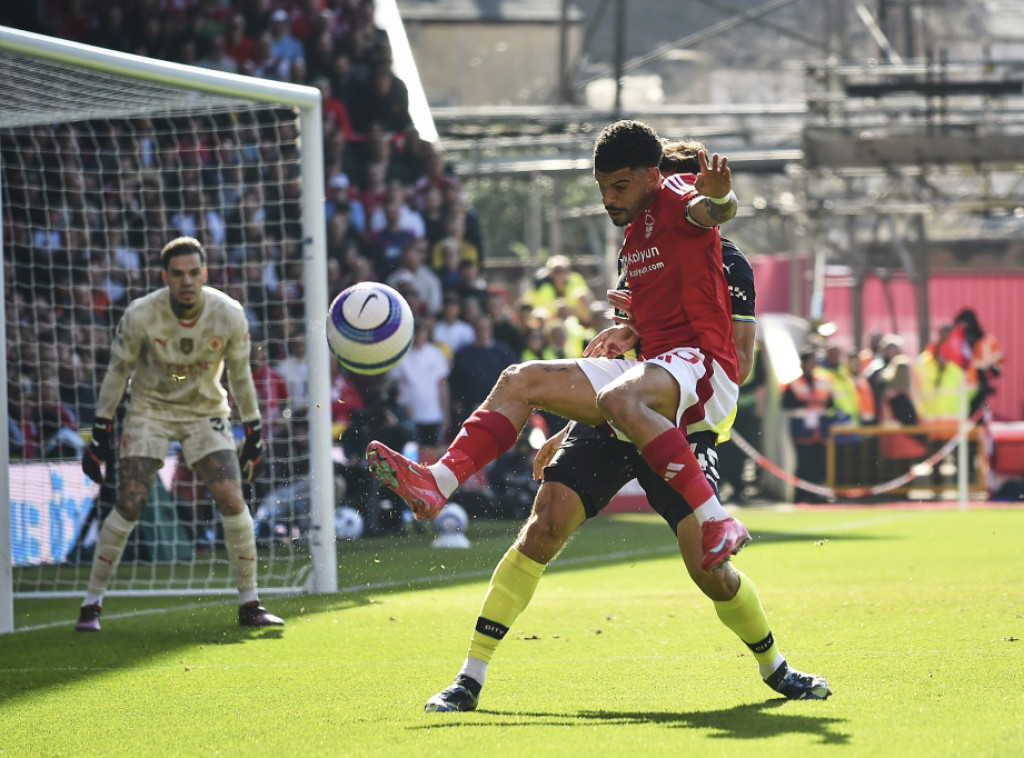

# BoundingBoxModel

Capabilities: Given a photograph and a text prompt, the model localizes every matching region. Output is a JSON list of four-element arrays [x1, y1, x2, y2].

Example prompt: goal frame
[[0, 25, 337, 633]]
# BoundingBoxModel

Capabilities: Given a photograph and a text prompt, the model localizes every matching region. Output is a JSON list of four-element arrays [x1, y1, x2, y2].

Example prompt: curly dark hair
[[593, 120, 663, 173], [659, 138, 706, 175]]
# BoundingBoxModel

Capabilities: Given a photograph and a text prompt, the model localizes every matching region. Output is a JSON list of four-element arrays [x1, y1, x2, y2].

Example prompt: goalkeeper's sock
[[222, 509, 259, 605], [713, 570, 785, 678], [85, 510, 136, 600], [467, 547, 546, 665]]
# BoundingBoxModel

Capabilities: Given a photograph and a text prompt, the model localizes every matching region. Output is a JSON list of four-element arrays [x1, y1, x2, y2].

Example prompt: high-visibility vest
[[784, 368, 833, 444], [827, 367, 859, 424], [914, 353, 966, 422]]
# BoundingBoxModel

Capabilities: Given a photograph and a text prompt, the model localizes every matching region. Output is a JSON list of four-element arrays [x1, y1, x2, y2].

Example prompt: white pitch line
[[9, 510, 937, 635]]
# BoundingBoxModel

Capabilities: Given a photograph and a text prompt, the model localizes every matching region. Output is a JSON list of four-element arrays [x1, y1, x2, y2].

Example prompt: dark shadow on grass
[[413, 700, 849, 746]]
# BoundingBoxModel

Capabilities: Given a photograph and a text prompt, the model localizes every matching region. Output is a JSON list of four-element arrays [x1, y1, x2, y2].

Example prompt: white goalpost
[[0, 26, 337, 633]]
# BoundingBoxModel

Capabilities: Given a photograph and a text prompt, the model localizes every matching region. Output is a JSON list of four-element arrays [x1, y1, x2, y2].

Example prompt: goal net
[[0, 28, 336, 627]]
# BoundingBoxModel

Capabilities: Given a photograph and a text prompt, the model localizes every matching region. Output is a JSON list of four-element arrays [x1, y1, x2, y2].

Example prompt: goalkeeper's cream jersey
[[96, 286, 260, 423]]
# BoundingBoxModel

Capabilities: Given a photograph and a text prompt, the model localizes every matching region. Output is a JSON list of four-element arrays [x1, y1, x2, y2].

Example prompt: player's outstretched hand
[[82, 418, 114, 485], [694, 149, 731, 199], [239, 419, 265, 484]]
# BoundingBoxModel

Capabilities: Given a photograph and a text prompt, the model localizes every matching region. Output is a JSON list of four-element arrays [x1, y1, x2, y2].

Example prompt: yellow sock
[[713, 570, 783, 677], [467, 547, 546, 664]]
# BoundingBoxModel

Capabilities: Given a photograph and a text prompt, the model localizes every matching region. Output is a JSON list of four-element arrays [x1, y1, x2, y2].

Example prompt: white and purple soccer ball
[[327, 282, 414, 375], [334, 506, 364, 540], [432, 502, 471, 549]]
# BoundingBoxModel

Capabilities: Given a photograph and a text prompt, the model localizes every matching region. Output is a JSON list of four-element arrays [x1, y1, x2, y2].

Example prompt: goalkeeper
[[76, 236, 283, 631], [423, 142, 829, 712]]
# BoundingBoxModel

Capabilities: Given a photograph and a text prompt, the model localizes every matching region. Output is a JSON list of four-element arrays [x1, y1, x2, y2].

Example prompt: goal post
[[0, 26, 337, 632]]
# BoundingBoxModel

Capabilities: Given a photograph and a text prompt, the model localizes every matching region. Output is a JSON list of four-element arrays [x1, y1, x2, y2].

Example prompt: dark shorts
[[541, 422, 720, 534]]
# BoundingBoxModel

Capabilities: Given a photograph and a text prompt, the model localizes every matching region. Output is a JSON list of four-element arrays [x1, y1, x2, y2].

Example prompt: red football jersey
[[619, 173, 739, 382]]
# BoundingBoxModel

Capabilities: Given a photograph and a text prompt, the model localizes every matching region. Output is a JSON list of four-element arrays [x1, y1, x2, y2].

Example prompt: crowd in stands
[[2, 0, 613, 536], [781, 309, 1004, 502]]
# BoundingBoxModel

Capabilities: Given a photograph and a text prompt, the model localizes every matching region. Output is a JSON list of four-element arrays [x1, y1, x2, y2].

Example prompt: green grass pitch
[[2, 506, 1022, 757]]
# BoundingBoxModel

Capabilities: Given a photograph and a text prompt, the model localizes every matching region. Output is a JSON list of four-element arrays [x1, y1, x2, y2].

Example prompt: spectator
[[330, 360, 365, 441], [196, 32, 238, 73], [486, 288, 525, 356], [522, 328, 557, 361], [429, 209, 481, 270], [865, 333, 905, 417], [223, 12, 259, 70], [420, 183, 448, 247], [915, 326, 964, 426], [782, 349, 835, 503], [365, 193, 416, 279], [314, 75, 355, 141], [823, 344, 859, 426], [35, 378, 86, 460], [524, 254, 595, 325], [879, 355, 927, 460], [268, 8, 305, 69], [432, 293, 475, 361], [251, 341, 290, 436], [433, 236, 465, 296], [389, 318, 451, 450], [947, 308, 1004, 416], [449, 314, 518, 428], [368, 180, 425, 238], [275, 329, 311, 415], [348, 57, 412, 136], [387, 238, 442, 317]]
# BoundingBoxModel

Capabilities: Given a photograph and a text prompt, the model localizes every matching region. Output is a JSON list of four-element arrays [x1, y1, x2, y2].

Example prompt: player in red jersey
[[367, 119, 750, 572]]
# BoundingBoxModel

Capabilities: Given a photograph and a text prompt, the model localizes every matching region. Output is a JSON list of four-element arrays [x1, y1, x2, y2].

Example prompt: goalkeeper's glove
[[238, 419, 265, 484], [82, 417, 115, 485]]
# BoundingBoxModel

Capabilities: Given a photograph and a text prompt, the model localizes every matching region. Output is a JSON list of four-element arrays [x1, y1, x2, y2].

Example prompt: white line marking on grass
[[11, 510, 932, 635]]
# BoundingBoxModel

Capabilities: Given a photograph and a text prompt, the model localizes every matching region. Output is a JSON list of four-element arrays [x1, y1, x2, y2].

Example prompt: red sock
[[439, 410, 519, 484], [640, 428, 715, 507]]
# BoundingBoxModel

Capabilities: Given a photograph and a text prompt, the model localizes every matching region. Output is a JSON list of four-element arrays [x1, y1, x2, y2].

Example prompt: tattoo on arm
[[702, 197, 738, 224]]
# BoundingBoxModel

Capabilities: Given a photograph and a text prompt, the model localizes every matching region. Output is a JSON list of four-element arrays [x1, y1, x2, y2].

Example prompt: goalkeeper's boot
[[367, 441, 446, 520], [700, 516, 751, 572], [75, 603, 102, 632], [239, 601, 285, 627], [764, 661, 832, 700], [424, 675, 481, 713]]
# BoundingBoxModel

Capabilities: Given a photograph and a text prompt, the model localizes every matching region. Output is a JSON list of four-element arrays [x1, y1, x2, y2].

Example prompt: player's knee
[[595, 383, 628, 421], [495, 361, 540, 400]]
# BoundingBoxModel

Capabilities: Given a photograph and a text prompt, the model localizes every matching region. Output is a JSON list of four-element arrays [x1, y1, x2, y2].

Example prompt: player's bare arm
[[689, 149, 737, 227], [733, 320, 757, 382], [116, 457, 163, 521]]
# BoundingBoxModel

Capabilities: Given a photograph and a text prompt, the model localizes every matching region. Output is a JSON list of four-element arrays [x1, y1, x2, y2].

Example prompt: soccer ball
[[326, 282, 414, 375], [432, 502, 471, 549], [334, 506, 364, 540]]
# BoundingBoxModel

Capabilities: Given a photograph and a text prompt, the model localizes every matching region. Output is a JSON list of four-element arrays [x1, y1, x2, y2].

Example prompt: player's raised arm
[[687, 149, 738, 228]]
